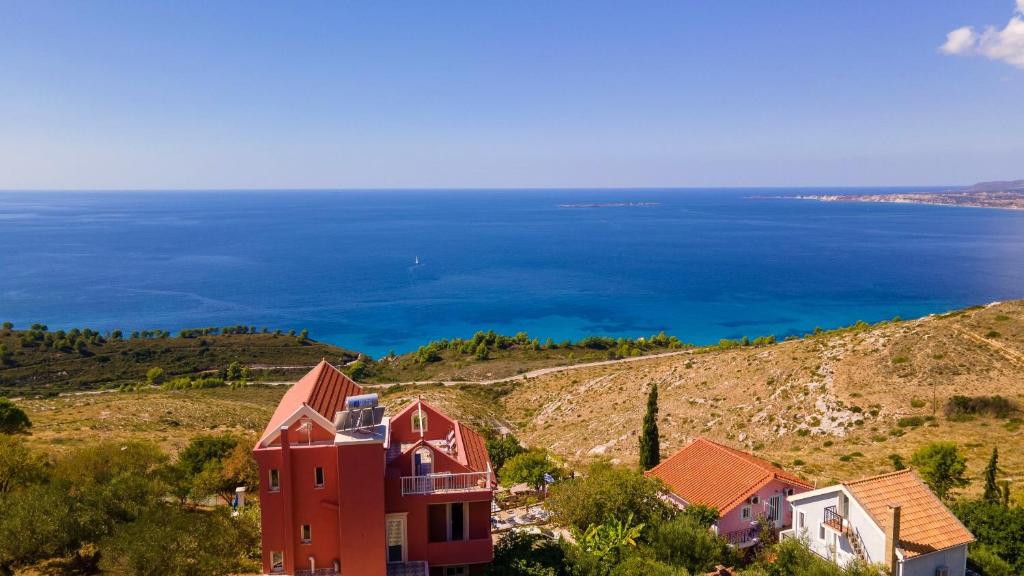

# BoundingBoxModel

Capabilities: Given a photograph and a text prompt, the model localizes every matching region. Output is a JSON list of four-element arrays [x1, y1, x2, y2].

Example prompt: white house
[[780, 469, 974, 576]]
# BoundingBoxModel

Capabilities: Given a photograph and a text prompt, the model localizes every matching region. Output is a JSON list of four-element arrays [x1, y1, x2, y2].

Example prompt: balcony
[[401, 472, 491, 495], [386, 561, 429, 576], [723, 527, 759, 548], [426, 537, 493, 566], [823, 506, 846, 533]]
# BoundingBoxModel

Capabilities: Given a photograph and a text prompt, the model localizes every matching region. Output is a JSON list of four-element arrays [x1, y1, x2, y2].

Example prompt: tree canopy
[[910, 442, 969, 500], [0, 398, 31, 434]]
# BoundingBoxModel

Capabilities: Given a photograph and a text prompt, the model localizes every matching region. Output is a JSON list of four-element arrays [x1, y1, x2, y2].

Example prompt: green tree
[[475, 342, 490, 360], [650, 515, 733, 574], [983, 447, 1001, 503], [911, 442, 969, 499], [0, 436, 46, 494], [0, 344, 12, 366], [146, 366, 165, 385], [547, 461, 673, 533], [0, 398, 31, 434], [178, 435, 239, 477], [226, 361, 244, 381], [953, 499, 1024, 573], [486, 530, 569, 576], [110, 329, 123, 341], [609, 556, 687, 576], [639, 383, 660, 470], [969, 545, 1014, 576], [501, 449, 561, 490], [1, 321, 12, 332], [486, 432, 526, 473], [299, 328, 309, 340], [681, 503, 719, 529], [99, 506, 259, 575]]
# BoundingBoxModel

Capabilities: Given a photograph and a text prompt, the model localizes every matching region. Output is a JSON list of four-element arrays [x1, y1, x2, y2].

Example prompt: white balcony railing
[[401, 471, 491, 495]]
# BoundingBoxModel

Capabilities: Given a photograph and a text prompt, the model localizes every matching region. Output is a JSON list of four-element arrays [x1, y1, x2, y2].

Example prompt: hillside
[[503, 300, 1024, 494], [0, 326, 359, 395], [9, 301, 1024, 498]]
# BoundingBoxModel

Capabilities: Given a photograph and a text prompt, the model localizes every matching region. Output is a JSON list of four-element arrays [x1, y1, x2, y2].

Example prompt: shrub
[[945, 395, 1017, 421], [547, 462, 673, 533], [910, 398, 926, 408], [897, 416, 924, 428], [145, 367, 165, 385], [650, 515, 735, 574], [0, 399, 32, 434]]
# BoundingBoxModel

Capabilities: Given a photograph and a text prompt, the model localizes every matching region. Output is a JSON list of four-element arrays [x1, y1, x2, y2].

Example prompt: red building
[[253, 361, 495, 576]]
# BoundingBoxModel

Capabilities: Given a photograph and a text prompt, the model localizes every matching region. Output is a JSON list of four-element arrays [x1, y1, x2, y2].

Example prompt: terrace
[[401, 471, 492, 495]]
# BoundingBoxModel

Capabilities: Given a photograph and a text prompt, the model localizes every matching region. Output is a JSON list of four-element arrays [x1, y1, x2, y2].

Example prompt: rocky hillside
[[503, 301, 1024, 492]]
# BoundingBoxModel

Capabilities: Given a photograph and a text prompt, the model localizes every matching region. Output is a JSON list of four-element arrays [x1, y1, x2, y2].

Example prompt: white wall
[[900, 546, 968, 576], [787, 487, 885, 568]]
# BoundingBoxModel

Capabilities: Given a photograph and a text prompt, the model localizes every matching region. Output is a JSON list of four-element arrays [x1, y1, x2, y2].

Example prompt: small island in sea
[[557, 201, 661, 208], [768, 179, 1024, 210]]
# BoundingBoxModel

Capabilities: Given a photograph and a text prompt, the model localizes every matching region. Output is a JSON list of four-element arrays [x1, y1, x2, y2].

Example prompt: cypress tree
[[639, 383, 660, 470], [983, 447, 1000, 502]]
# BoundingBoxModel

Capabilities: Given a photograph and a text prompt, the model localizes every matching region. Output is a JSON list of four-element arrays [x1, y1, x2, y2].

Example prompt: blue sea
[[2, 189, 1024, 357]]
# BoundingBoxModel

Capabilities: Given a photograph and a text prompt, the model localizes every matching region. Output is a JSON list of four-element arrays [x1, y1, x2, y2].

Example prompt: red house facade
[[253, 361, 494, 576]]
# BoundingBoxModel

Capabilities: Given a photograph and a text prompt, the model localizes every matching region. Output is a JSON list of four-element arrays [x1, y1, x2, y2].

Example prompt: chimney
[[885, 504, 902, 576]]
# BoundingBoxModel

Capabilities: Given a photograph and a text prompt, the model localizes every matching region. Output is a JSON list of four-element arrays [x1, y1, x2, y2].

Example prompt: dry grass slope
[[504, 301, 1024, 495]]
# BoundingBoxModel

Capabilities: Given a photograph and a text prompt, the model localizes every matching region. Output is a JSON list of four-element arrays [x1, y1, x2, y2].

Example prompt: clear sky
[[1, 0, 1022, 189]]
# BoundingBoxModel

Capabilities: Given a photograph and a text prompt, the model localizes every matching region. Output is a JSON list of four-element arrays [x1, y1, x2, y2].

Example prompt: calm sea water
[[2, 189, 1024, 357]]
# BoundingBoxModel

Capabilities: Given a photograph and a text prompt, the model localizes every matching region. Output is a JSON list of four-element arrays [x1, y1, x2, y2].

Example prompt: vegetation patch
[[945, 395, 1018, 421]]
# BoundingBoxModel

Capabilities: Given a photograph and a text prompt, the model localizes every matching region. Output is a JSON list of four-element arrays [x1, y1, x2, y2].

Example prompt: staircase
[[847, 527, 867, 561]]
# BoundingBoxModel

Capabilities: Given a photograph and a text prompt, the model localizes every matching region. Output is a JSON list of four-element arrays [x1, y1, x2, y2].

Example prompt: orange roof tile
[[845, 469, 974, 557], [261, 361, 363, 438], [646, 437, 812, 515], [456, 422, 492, 473]]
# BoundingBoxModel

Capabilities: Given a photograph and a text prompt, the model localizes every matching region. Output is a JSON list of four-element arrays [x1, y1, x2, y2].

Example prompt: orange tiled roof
[[845, 469, 974, 557], [456, 422, 492, 473], [646, 437, 812, 515], [261, 360, 363, 438]]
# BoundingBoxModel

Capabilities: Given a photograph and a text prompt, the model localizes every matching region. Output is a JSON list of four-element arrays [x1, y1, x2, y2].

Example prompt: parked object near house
[[253, 361, 495, 576], [645, 437, 813, 547], [780, 469, 974, 576]]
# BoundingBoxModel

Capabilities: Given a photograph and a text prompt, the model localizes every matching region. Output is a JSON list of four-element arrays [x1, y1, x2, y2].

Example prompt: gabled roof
[[390, 398, 491, 474], [646, 437, 812, 515], [844, 469, 974, 558], [456, 422, 492, 473], [261, 360, 363, 439]]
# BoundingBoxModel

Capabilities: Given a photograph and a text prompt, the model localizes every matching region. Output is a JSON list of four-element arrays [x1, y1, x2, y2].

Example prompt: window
[[412, 411, 428, 433], [798, 511, 805, 529], [741, 506, 752, 520], [269, 469, 280, 492], [444, 567, 468, 576], [819, 525, 825, 540], [314, 466, 324, 488], [450, 502, 466, 541], [386, 516, 406, 563], [271, 551, 284, 572], [301, 524, 312, 544]]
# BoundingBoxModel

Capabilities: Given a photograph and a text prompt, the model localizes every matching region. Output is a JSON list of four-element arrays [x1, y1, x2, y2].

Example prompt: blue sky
[[1, 1, 1022, 189]]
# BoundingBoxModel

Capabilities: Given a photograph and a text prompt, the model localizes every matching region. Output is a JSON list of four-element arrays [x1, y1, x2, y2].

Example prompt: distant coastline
[[761, 180, 1024, 211]]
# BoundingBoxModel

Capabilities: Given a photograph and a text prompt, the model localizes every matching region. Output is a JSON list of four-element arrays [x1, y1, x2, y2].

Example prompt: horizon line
[[0, 184, 967, 193]]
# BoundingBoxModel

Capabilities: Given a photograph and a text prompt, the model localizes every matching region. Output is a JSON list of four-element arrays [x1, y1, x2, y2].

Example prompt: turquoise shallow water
[[2, 188, 1024, 357]]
